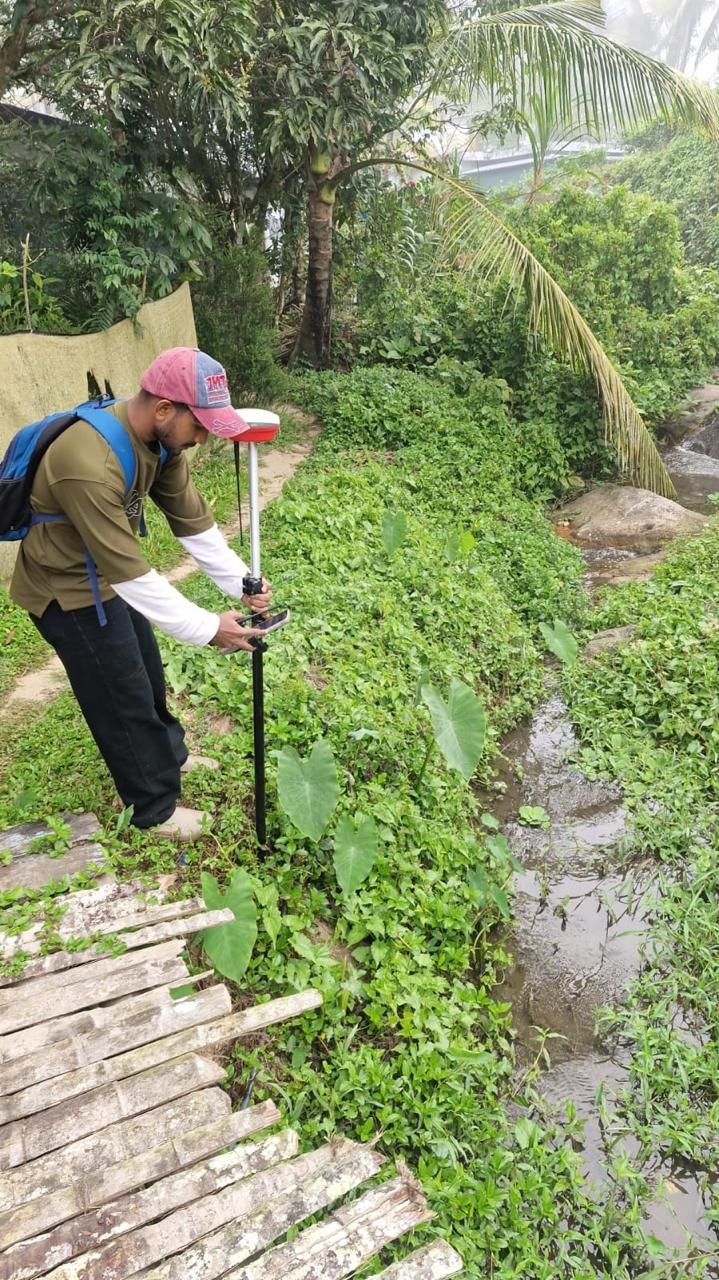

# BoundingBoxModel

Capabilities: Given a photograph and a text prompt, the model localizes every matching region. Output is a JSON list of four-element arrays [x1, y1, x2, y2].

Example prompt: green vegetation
[[5, 2, 719, 488], [564, 526, 719, 1245], [5, 367, 718, 1274], [342, 176, 719, 453], [0, 586, 50, 700], [3, 4, 719, 1274], [616, 126, 719, 269]]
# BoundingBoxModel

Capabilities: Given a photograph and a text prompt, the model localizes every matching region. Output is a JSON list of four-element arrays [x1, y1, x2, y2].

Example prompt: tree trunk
[[0, 2, 54, 98], [292, 149, 339, 368]]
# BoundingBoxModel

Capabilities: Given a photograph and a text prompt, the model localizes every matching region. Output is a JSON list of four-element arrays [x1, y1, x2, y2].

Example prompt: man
[[10, 346, 271, 840]]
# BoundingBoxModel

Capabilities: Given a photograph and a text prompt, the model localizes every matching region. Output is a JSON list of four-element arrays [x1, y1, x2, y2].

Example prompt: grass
[[0, 587, 51, 702], [4, 369, 711, 1277]]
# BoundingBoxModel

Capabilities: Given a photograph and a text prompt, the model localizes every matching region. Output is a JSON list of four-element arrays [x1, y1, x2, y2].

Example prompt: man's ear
[[153, 398, 176, 424]]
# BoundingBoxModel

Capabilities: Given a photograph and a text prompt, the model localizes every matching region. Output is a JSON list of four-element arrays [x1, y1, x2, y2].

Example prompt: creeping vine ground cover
[[0, 368, 709, 1275]]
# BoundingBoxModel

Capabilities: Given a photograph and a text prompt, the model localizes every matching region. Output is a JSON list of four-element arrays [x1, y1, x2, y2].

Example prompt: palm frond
[[664, 0, 708, 71], [388, 161, 674, 497], [434, 2, 719, 141], [695, 7, 719, 66]]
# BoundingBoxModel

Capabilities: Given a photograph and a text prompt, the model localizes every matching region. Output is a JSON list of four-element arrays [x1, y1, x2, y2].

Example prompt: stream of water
[[490, 408, 719, 1261]]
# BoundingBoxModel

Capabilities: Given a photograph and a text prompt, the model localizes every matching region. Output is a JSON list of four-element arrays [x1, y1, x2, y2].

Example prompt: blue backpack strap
[[75, 404, 137, 496], [73, 405, 136, 626], [82, 548, 108, 627], [77, 404, 166, 536], [30, 402, 165, 628]]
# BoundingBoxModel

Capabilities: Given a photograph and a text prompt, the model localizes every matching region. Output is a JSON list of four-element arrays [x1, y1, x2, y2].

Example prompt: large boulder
[[584, 625, 637, 660], [684, 417, 719, 458], [555, 485, 708, 553]]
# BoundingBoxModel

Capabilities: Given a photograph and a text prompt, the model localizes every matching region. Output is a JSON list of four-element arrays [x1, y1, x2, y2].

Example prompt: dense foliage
[[193, 238, 286, 402], [334, 175, 719, 488], [0, 119, 212, 332], [514, 182, 719, 421], [615, 125, 719, 269], [4, 364, 718, 1269]]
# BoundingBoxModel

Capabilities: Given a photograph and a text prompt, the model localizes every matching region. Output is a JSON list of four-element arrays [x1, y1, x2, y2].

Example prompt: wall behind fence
[[0, 284, 196, 583]]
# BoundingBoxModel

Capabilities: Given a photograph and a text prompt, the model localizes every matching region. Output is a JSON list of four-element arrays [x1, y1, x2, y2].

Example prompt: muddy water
[[490, 694, 715, 1256], [488, 695, 635, 1063], [486, 401, 719, 1257]]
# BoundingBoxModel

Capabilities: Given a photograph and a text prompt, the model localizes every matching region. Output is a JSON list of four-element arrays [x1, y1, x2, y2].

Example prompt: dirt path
[[3, 413, 319, 713]]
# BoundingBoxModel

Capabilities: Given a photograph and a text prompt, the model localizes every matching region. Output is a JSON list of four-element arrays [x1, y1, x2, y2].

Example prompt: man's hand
[[211, 610, 264, 652], [241, 577, 272, 615]]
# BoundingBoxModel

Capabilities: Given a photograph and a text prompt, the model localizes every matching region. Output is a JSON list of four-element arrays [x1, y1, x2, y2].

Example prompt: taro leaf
[[201, 869, 257, 983], [277, 739, 339, 841], [421, 679, 486, 779], [333, 814, 379, 895], [444, 528, 476, 563], [381, 510, 408, 556], [444, 531, 461, 563], [538, 619, 578, 666]]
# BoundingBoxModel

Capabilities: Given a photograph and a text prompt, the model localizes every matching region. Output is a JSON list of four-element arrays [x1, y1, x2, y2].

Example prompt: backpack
[[0, 397, 164, 626]]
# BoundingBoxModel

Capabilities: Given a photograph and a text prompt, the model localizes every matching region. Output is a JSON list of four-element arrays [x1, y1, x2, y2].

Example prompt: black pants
[[31, 597, 187, 827]]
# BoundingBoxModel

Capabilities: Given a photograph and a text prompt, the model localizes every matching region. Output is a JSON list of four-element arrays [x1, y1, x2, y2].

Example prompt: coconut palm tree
[[606, 0, 719, 72], [664, 0, 719, 72], [290, 0, 719, 493]]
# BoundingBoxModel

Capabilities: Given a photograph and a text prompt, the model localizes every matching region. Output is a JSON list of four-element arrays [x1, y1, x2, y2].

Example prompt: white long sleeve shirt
[[112, 525, 251, 646]]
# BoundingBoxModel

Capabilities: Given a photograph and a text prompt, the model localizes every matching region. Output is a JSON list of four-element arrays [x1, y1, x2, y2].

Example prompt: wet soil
[[487, 694, 635, 1063], [488, 694, 714, 1254], [495, 388, 719, 1253], [494, 388, 719, 1261]]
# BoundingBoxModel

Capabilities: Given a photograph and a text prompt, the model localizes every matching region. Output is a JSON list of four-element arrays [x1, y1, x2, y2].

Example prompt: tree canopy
[[3, 0, 719, 492]]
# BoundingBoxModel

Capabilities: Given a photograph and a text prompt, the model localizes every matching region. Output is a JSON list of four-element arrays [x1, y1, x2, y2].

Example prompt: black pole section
[[251, 642, 267, 846], [233, 441, 244, 546]]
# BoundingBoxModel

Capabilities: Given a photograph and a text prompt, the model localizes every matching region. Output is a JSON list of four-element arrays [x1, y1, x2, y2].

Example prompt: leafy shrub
[[514, 183, 719, 422], [615, 126, 719, 269], [0, 259, 69, 335], [193, 236, 286, 402], [0, 119, 212, 330], [337, 176, 719, 482]]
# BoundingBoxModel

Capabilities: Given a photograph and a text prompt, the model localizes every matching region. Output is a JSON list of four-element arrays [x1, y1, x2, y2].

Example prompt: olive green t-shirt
[[10, 401, 214, 615]]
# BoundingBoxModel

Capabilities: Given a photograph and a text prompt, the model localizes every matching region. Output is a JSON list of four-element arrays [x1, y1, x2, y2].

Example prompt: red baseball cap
[[140, 347, 250, 439]]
